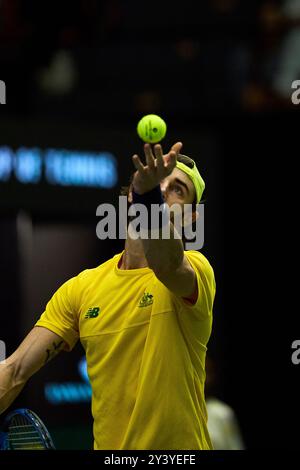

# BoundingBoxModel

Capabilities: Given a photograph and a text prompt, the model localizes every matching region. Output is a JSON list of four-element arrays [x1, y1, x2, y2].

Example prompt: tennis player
[[0, 142, 216, 450]]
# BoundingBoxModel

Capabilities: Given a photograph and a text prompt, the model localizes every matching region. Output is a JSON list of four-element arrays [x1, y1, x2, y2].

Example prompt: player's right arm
[[0, 326, 66, 415]]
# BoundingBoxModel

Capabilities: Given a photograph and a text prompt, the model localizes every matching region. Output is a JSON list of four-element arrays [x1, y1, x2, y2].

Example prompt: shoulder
[[185, 249, 213, 267], [185, 250, 215, 282], [75, 252, 121, 283], [64, 253, 121, 299], [63, 254, 120, 306]]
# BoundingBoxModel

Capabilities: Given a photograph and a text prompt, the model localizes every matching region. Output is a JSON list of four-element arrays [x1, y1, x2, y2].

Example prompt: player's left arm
[[132, 142, 197, 299]]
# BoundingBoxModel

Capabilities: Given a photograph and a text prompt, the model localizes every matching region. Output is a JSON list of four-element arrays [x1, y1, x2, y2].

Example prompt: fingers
[[153, 142, 180, 174], [132, 154, 145, 173], [167, 150, 177, 169], [171, 142, 183, 154], [166, 142, 182, 170], [144, 144, 155, 170], [133, 142, 183, 174], [153, 144, 164, 173]]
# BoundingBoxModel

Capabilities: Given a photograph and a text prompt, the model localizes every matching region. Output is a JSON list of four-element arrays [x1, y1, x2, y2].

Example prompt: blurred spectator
[[205, 356, 245, 450], [37, 50, 78, 96], [241, 0, 300, 111], [2, 0, 299, 117], [272, 0, 300, 100]]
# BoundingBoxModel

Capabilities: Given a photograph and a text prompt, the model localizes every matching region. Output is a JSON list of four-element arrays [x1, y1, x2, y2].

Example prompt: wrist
[[132, 183, 155, 196], [132, 185, 164, 207], [130, 185, 170, 234]]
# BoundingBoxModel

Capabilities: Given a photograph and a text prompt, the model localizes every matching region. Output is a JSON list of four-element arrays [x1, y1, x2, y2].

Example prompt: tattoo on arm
[[44, 340, 64, 364]]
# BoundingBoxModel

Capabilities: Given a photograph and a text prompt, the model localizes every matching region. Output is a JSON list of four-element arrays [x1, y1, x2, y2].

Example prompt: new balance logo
[[139, 293, 153, 308], [85, 307, 100, 318]]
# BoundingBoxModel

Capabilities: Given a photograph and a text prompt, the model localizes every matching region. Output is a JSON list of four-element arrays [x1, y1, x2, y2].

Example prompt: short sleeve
[[35, 277, 79, 351], [182, 250, 216, 319]]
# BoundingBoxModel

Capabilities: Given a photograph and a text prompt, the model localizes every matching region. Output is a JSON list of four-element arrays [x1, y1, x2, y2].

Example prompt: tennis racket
[[0, 408, 55, 450]]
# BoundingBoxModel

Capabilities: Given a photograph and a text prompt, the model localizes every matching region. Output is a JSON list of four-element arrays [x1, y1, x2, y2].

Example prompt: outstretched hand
[[132, 142, 183, 195]]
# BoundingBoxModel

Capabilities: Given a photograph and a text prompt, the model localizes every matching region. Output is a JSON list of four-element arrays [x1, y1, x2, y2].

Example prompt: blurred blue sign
[[0, 145, 118, 188], [45, 356, 92, 405]]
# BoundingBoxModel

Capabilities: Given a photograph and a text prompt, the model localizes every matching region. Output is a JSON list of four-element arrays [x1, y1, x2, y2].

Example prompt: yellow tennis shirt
[[35, 250, 216, 450]]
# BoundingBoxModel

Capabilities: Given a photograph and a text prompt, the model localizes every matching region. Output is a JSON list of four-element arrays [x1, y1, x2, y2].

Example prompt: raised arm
[[131, 142, 197, 298], [0, 326, 66, 415]]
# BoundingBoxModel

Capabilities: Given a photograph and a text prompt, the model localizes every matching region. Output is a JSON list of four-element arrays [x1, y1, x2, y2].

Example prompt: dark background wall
[[1, 0, 299, 449]]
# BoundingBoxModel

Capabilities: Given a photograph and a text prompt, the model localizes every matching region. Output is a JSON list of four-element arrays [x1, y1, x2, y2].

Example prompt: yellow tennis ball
[[137, 114, 167, 144]]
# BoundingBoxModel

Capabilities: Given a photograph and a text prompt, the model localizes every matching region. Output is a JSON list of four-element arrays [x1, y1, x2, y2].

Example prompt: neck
[[119, 238, 149, 270]]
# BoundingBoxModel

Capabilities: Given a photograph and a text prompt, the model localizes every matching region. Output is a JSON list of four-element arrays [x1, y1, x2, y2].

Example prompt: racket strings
[[8, 415, 45, 450]]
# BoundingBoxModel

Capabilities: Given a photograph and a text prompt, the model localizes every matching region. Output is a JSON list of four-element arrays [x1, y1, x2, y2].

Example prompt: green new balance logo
[[85, 307, 100, 319], [139, 293, 153, 308]]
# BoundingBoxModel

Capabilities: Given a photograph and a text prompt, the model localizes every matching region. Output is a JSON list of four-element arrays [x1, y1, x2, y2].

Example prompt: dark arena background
[[0, 0, 299, 454]]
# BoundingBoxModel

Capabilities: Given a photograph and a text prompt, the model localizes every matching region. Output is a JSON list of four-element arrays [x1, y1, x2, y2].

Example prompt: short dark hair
[[177, 154, 195, 169]]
